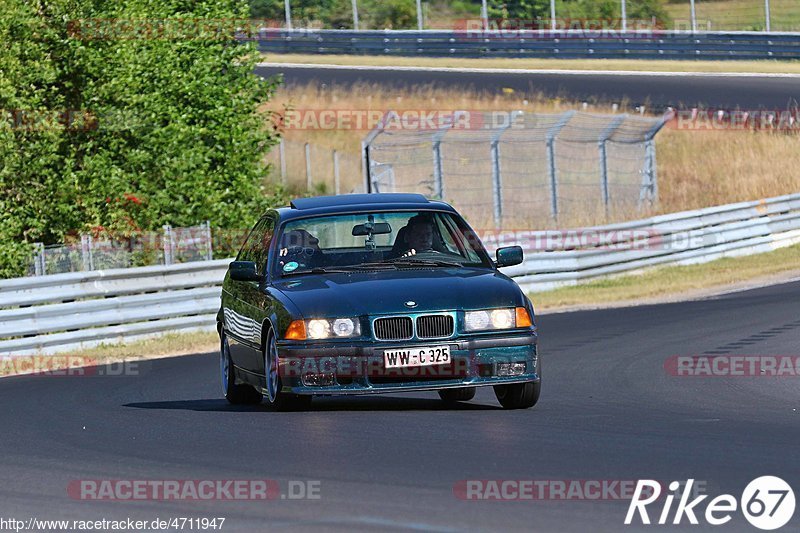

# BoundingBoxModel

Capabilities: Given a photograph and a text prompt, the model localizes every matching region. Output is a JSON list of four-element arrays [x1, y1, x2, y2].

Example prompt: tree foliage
[[0, 0, 281, 277]]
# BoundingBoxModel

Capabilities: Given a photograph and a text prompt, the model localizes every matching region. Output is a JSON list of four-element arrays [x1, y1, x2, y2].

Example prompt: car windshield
[[274, 211, 492, 276]]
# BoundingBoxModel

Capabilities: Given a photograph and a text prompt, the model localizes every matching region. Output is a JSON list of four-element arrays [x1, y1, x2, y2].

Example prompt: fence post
[[304, 142, 312, 189], [621, 0, 627, 32], [80, 234, 94, 271], [362, 112, 389, 194], [598, 115, 627, 215], [204, 221, 213, 261], [765, 0, 771, 32], [690, 0, 697, 32], [430, 119, 455, 200], [550, 0, 556, 30], [416, 0, 423, 30], [163, 225, 174, 265], [546, 111, 575, 221], [284, 0, 292, 30], [480, 0, 488, 30], [333, 150, 341, 195], [489, 110, 522, 229], [432, 140, 444, 199], [33, 242, 45, 276], [279, 138, 287, 184], [351, 0, 359, 30], [638, 111, 672, 207]]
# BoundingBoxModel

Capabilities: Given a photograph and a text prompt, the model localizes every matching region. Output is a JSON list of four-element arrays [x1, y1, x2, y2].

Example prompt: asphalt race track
[[1, 280, 799, 531], [255, 63, 800, 111]]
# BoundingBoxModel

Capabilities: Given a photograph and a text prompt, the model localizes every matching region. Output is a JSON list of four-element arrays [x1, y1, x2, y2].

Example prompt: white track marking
[[257, 62, 800, 78]]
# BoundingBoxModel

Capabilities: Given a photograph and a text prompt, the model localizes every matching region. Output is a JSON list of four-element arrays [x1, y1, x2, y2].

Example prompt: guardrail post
[[304, 142, 312, 189], [333, 150, 341, 195], [80, 234, 94, 271], [546, 111, 575, 221], [33, 242, 45, 276], [163, 225, 174, 266], [279, 138, 287, 184]]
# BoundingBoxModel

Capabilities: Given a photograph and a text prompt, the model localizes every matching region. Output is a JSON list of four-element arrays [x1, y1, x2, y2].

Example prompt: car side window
[[237, 215, 276, 275]]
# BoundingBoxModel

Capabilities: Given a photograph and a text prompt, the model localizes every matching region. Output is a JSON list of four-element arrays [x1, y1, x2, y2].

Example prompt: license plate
[[384, 346, 451, 369]]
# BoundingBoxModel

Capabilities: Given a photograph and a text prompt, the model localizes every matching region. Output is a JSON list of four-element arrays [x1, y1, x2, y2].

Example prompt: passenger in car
[[278, 229, 323, 271]]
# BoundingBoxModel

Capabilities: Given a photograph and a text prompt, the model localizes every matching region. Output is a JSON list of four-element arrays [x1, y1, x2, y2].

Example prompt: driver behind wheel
[[390, 214, 444, 258]]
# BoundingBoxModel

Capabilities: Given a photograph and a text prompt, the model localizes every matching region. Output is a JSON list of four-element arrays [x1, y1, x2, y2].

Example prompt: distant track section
[[256, 62, 800, 110]]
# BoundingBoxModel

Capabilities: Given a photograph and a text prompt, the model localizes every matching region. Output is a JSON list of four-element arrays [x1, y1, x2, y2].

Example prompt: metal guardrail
[[485, 192, 800, 292], [0, 260, 229, 355], [257, 29, 800, 60], [1, 193, 798, 355]]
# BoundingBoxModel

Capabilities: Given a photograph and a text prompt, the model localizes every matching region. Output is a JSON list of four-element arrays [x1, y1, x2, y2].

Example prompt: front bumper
[[276, 333, 538, 396]]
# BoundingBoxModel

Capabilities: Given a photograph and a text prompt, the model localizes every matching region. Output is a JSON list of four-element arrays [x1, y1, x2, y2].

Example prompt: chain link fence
[[266, 139, 365, 195], [26, 222, 213, 276], [363, 110, 670, 228]]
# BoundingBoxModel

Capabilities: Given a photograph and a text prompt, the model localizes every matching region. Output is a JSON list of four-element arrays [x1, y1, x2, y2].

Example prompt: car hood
[[273, 268, 527, 317]]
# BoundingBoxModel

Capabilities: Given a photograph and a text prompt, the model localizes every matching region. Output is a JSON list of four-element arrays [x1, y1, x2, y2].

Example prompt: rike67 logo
[[626, 477, 795, 530]]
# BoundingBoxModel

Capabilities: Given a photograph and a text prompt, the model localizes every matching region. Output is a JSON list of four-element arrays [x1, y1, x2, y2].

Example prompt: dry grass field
[[266, 83, 800, 228]]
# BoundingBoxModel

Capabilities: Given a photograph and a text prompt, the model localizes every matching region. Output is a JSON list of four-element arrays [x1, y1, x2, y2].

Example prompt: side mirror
[[496, 246, 523, 268], [229, 261, 262, 282]]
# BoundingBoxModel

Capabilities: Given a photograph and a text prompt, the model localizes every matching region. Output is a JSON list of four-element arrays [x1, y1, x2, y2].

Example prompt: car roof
[[276, 193, 457, 221]]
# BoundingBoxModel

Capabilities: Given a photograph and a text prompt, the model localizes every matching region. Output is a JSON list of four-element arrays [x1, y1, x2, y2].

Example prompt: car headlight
[[464, 307, 531, 332], [285, 318, 361, 340]]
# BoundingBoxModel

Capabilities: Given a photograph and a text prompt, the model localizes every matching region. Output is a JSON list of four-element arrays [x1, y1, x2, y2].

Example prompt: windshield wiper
[[282, 267, 353, 277], [386, 258, 463, 268]]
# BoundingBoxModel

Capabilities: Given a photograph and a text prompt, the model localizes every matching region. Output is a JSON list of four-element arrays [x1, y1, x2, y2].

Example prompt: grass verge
[[532, 242, 800, 312], [261, 53, 800, 74]]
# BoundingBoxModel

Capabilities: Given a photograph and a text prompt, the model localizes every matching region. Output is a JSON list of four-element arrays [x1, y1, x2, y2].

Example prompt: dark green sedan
[[218, 193, 540, 410]]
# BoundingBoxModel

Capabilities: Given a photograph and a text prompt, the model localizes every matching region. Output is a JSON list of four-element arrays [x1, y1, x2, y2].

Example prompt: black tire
[[493, 381, 540, 409], [220, 333, 262, 405], [264, 329, 313, 412], [438, 387, 476, 402]]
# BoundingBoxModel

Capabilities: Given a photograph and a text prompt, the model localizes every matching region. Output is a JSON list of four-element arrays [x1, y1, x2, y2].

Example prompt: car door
[[222, 214, 276, 375]]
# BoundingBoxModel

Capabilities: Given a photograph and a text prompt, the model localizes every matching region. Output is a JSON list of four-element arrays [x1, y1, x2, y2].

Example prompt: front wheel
[[264, 330, 312, 412], [493, 381, 540, 409], [220, 333, 262, 405]]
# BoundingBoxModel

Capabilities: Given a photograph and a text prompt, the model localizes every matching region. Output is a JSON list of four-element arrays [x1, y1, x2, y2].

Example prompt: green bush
[[0, 0, 282, 278]]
